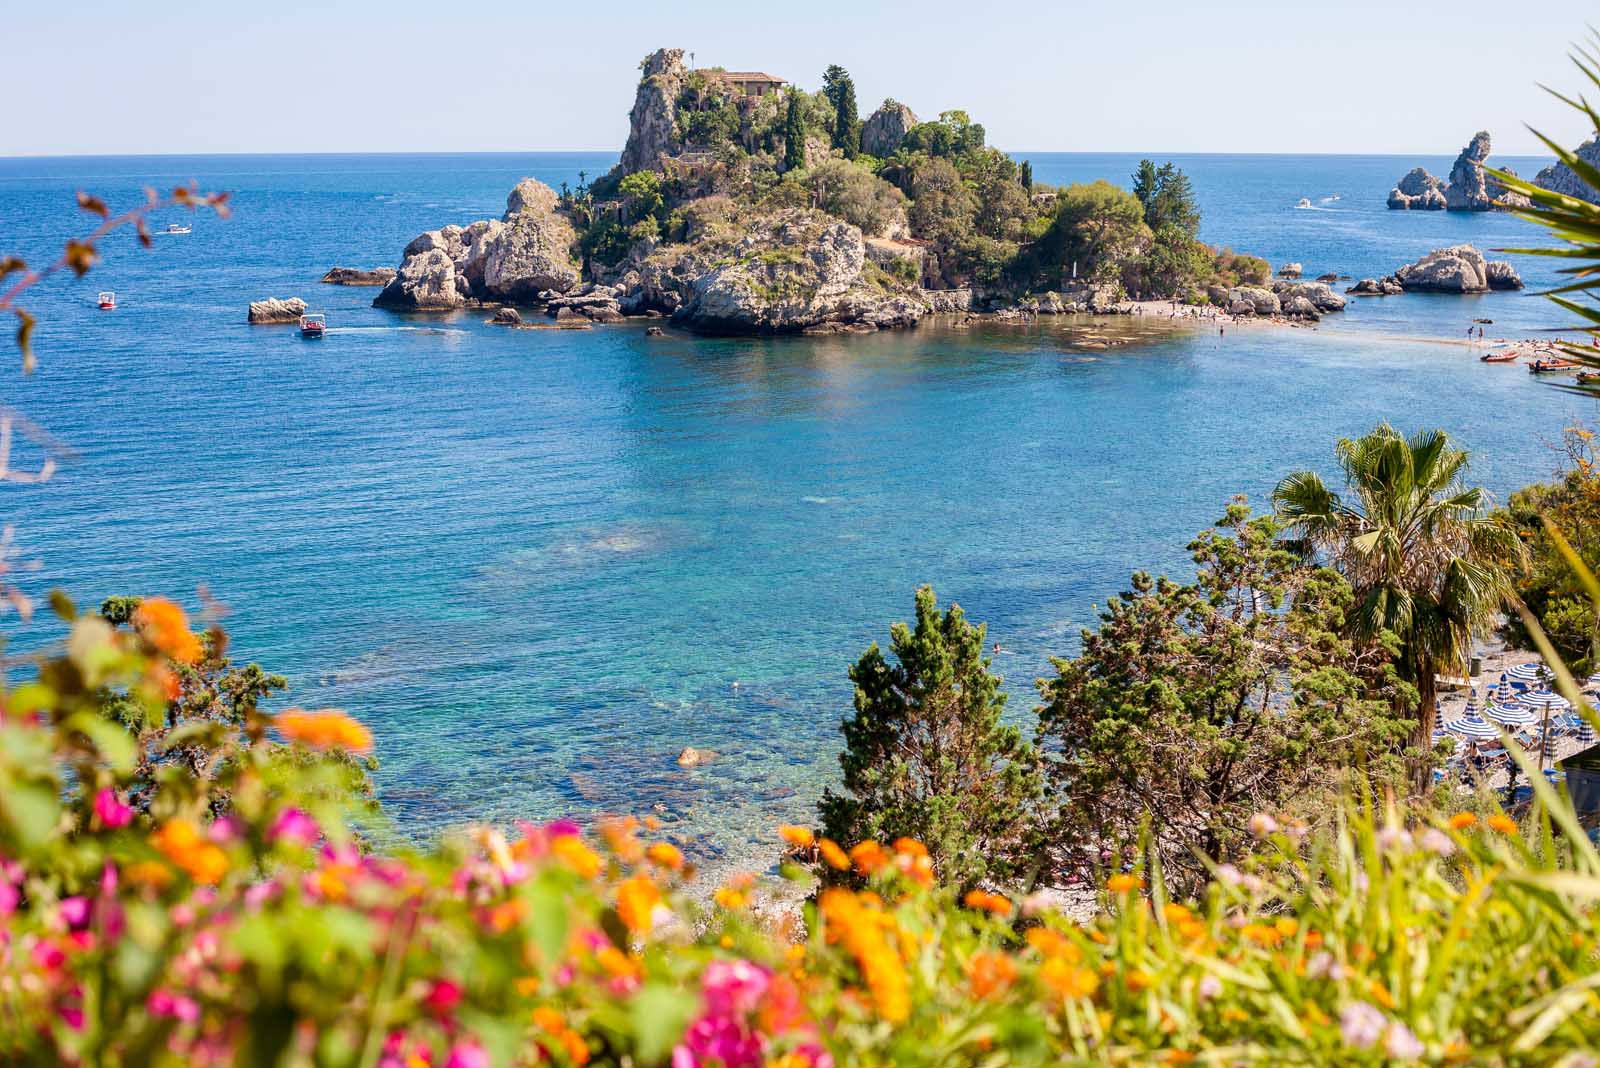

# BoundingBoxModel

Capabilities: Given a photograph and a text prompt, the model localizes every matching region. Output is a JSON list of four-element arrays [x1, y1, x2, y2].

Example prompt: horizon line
[[0, 148, 1563, 162]]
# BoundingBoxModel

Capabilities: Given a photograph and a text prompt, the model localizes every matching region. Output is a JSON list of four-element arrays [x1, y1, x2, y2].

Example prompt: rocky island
[[1387, 132, 1530, 211], [373, 48, 1301, 335]]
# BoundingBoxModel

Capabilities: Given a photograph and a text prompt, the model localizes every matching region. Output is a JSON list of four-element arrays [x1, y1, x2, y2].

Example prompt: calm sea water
[[3, 152, 1597, 863]]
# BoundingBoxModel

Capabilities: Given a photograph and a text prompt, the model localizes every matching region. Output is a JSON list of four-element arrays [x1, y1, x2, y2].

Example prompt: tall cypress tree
[[1020, 159, 1033, 191], [783, 90, 807, 172], [822, 64, 860, 158]]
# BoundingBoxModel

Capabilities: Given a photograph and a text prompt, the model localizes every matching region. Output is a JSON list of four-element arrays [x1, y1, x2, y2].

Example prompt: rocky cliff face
[[619, 49, 688, 175], [1387, 167, 1447, 210], [1535, 137, 1600, 203], [861, 100, 918, 158], [374, 179, 580, 310]]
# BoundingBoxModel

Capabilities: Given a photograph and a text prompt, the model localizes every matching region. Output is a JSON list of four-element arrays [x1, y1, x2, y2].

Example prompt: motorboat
[[1480, 349, 1519, 363], [1295, 197, 1312, 209], [97, 291, 116, 310], [159, 222, 192, 235], [299, 313, 326, 338], [1528, 357, 1581, 374]]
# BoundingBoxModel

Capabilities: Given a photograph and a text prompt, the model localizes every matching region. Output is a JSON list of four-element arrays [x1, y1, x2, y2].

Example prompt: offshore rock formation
[[320, 267, 396, 286], [1387, 133, 1528, 211], [861, 100, 918, 158], [1534, 137, 1600, 203], [1388, 245, 1523, 293], [247, 297, 307, 324], [374, 179, 580, 310], [619, 48, 688, 174]]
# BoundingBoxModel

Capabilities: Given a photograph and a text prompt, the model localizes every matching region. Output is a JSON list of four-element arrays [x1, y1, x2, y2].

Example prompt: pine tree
[[1020, 159, 1033, 191], [782, 90, 807, 172], [818, 586, 1043, 888], [822, 64, 860, 158]]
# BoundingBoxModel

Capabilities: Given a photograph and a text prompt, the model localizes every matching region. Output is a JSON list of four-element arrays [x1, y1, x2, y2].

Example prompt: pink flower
[[58, 897, 91, 930], [546, 819, 581, 837], [445, 1041, 488, 1068], [148, 989, 201, 1023], [424, 978, 463, 1017], [673, 1014, 764, 1068], [269, 808, 319, 847], [702, 959, 772, 1018], [94, 788, 133, 829], [1339, 1001, 1387, 1049]]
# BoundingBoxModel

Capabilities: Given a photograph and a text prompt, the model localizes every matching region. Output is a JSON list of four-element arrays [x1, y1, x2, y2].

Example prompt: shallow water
[[3, 152, 1597, 863]]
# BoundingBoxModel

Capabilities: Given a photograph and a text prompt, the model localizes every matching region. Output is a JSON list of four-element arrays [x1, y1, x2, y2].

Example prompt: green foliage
[[578, 216, 632, 268], [818, 586, 1042, 889], [900, 110, 986, 161], [821, 65, 861, 158], [1273, 423, 1525, 784], [1128, 224, 1211, 299], [618, 170, 667, 225], [1498, 426, 1600, 671], [783, 90, 808, 172], [1131, 159, 1200, 236], [1019, 159, 1033, 191], [1210, 246, 1271, 287], [1036, 503, 1415, 895], [807, 160, 905, 235], [1028, 179, 1150, 286]]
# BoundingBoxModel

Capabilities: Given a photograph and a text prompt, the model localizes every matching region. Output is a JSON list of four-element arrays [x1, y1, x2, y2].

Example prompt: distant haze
[[4, 0, 1596, 158]]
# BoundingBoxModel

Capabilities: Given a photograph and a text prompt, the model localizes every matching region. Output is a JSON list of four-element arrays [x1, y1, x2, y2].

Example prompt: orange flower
[[966, 951, 1017, 998], [1025, 927, 1080, 961], [615, 875, 661, 935], [133, 597, 202, 664], [277, 708, 373, 753], [1124, 968, 1153, 992], [532, 1007, 565, 1032], [1162, 903, 1193, 924], [1273, 917, 1299, 939], [646, 842, 685, 870], [1106, 873, 1143, 894], [1448, 812, 1477, 830], [1039, 956, 1099, 999], [1177, 919, 1208, 943], [1487, 814, 1518, 835], [552, 835, 602, 879], [1240, 923, 1282, 948], [594, 946, 641, 981], [713, 885, 748, 910], [779, 825, 815, 849], [152, 819, 228, 884], [849, 840, 889, 876], [818, 888, 909, 1022], [892, 837, 928, 858], [818, 838, 851, 871], [962, 889, 1013, 917]]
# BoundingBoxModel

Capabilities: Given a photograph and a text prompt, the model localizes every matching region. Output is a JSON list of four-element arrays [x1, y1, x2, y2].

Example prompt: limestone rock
[[480, 212, 580, 300], [1535, 137, 1600, 203], [1388, 167, 1447, 210], [861, 99, 919, 158], [321, 266, 397, 286], [247, 297, 307, 324], [1226, 286, 1280, 316], [676, 746, 716, 768], [505, 177, 559, 218], [619, 48, 687, 174], [1271, 280, 1347, 313], [1278, 262, 1303, 278], [669, 209, 929, 334], [920, 288, 973, 313], [1388, 247, 1523, 293], [491, 307, 523, 325], [1282, 295, 1320, 319], [1445, 131, 1496, 211]]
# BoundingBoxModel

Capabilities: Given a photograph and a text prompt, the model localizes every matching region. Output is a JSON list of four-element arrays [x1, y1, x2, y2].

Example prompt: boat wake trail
[[323, 326, 468, 336]]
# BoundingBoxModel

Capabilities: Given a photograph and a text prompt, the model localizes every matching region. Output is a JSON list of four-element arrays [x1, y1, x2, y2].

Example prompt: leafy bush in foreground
[[4, 596, 1600, 1067]]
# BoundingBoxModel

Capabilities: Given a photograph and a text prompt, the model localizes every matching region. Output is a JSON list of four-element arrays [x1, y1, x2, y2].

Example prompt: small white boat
[[299, 313, 326, 338], [159, 223, 192, 235], [1295, 197, 1313, 209], [97, 291, 116, 310]]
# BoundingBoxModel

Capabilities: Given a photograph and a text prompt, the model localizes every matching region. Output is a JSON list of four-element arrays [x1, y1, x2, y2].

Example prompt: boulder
[[1271, 280, 1347, 312], [676, 746, 716, 768], [645, 325, 665, 336], [247, 297, 307, 324], [1278, 262, 1303, 278], [480, 210, 579, 300], [1486, 260, 1524, 290], [321, 266, 397, 286], [491, 307, 523, 325], [670, 208, 929, 334], [1347, 278, 1384, 295], [1282, 295, 1320, 319], [1316, 273, 1339, 283], [1445, 131, 1495, 211], [1388, 167, 1447, 210], [1535, 137, 1600, 203], [1226, 286, 1280, 316], [920, 288, 973, 313], [861, 99, 919, 158], [1392, 245, 1502, 292], [619, 48, 687, 174], [505, 177, 558, 218], [374, 247, 463, 309]]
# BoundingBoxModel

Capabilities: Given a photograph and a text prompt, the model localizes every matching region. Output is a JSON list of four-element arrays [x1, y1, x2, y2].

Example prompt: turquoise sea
[[3, 151, 1597, 864]]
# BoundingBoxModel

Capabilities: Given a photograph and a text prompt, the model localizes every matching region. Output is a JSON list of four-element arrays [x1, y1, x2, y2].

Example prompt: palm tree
[[1272, 423, 1524, 788]]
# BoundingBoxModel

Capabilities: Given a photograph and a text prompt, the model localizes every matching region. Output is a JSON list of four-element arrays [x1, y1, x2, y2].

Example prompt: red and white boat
[[299, 313, 326, 338], [97, 291, 116, 310]]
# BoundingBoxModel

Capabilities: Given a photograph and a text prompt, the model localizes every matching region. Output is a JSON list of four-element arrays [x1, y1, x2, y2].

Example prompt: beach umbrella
[[1520, 690, 1572, 714], [1496, 674, 1514, 704], [1445, 713, 1501, 740], [1461, 689, 1481, 719], [1507, 662, 1550, 689], [1486, 701, 1536, 727]]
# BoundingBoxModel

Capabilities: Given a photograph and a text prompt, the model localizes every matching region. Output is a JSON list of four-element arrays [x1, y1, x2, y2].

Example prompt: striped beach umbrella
[[1577, 716, 1597, 745], [1506, 662, 1550, 689], [1496, 674, 1515, 704], [1486, 701, 1536, 727], [1462, 688, 1481, 718], [1445, 713, 1502, 740], [1520, 690, 1572, 714]]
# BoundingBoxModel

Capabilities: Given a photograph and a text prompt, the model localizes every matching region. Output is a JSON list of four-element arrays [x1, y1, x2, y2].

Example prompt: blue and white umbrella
[[1462, 689, 1481, 718], [1495, 675, 1515, 704], [1445, 713, 1502, 740], [1520, 689, 1572, 714], [1507, 662, 1550, 688], [1487, 701, 1536, 727]]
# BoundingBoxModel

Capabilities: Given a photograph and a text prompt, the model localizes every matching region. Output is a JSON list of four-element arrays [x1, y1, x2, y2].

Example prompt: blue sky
[[3, 0, 1596, 156]]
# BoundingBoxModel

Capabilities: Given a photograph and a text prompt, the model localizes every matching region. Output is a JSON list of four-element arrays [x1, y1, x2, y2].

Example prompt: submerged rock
[[320, 266, 396, 286], [490, 307, 523, 325], [247, 296, 306, 324], [676, 746, 717, 768]]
